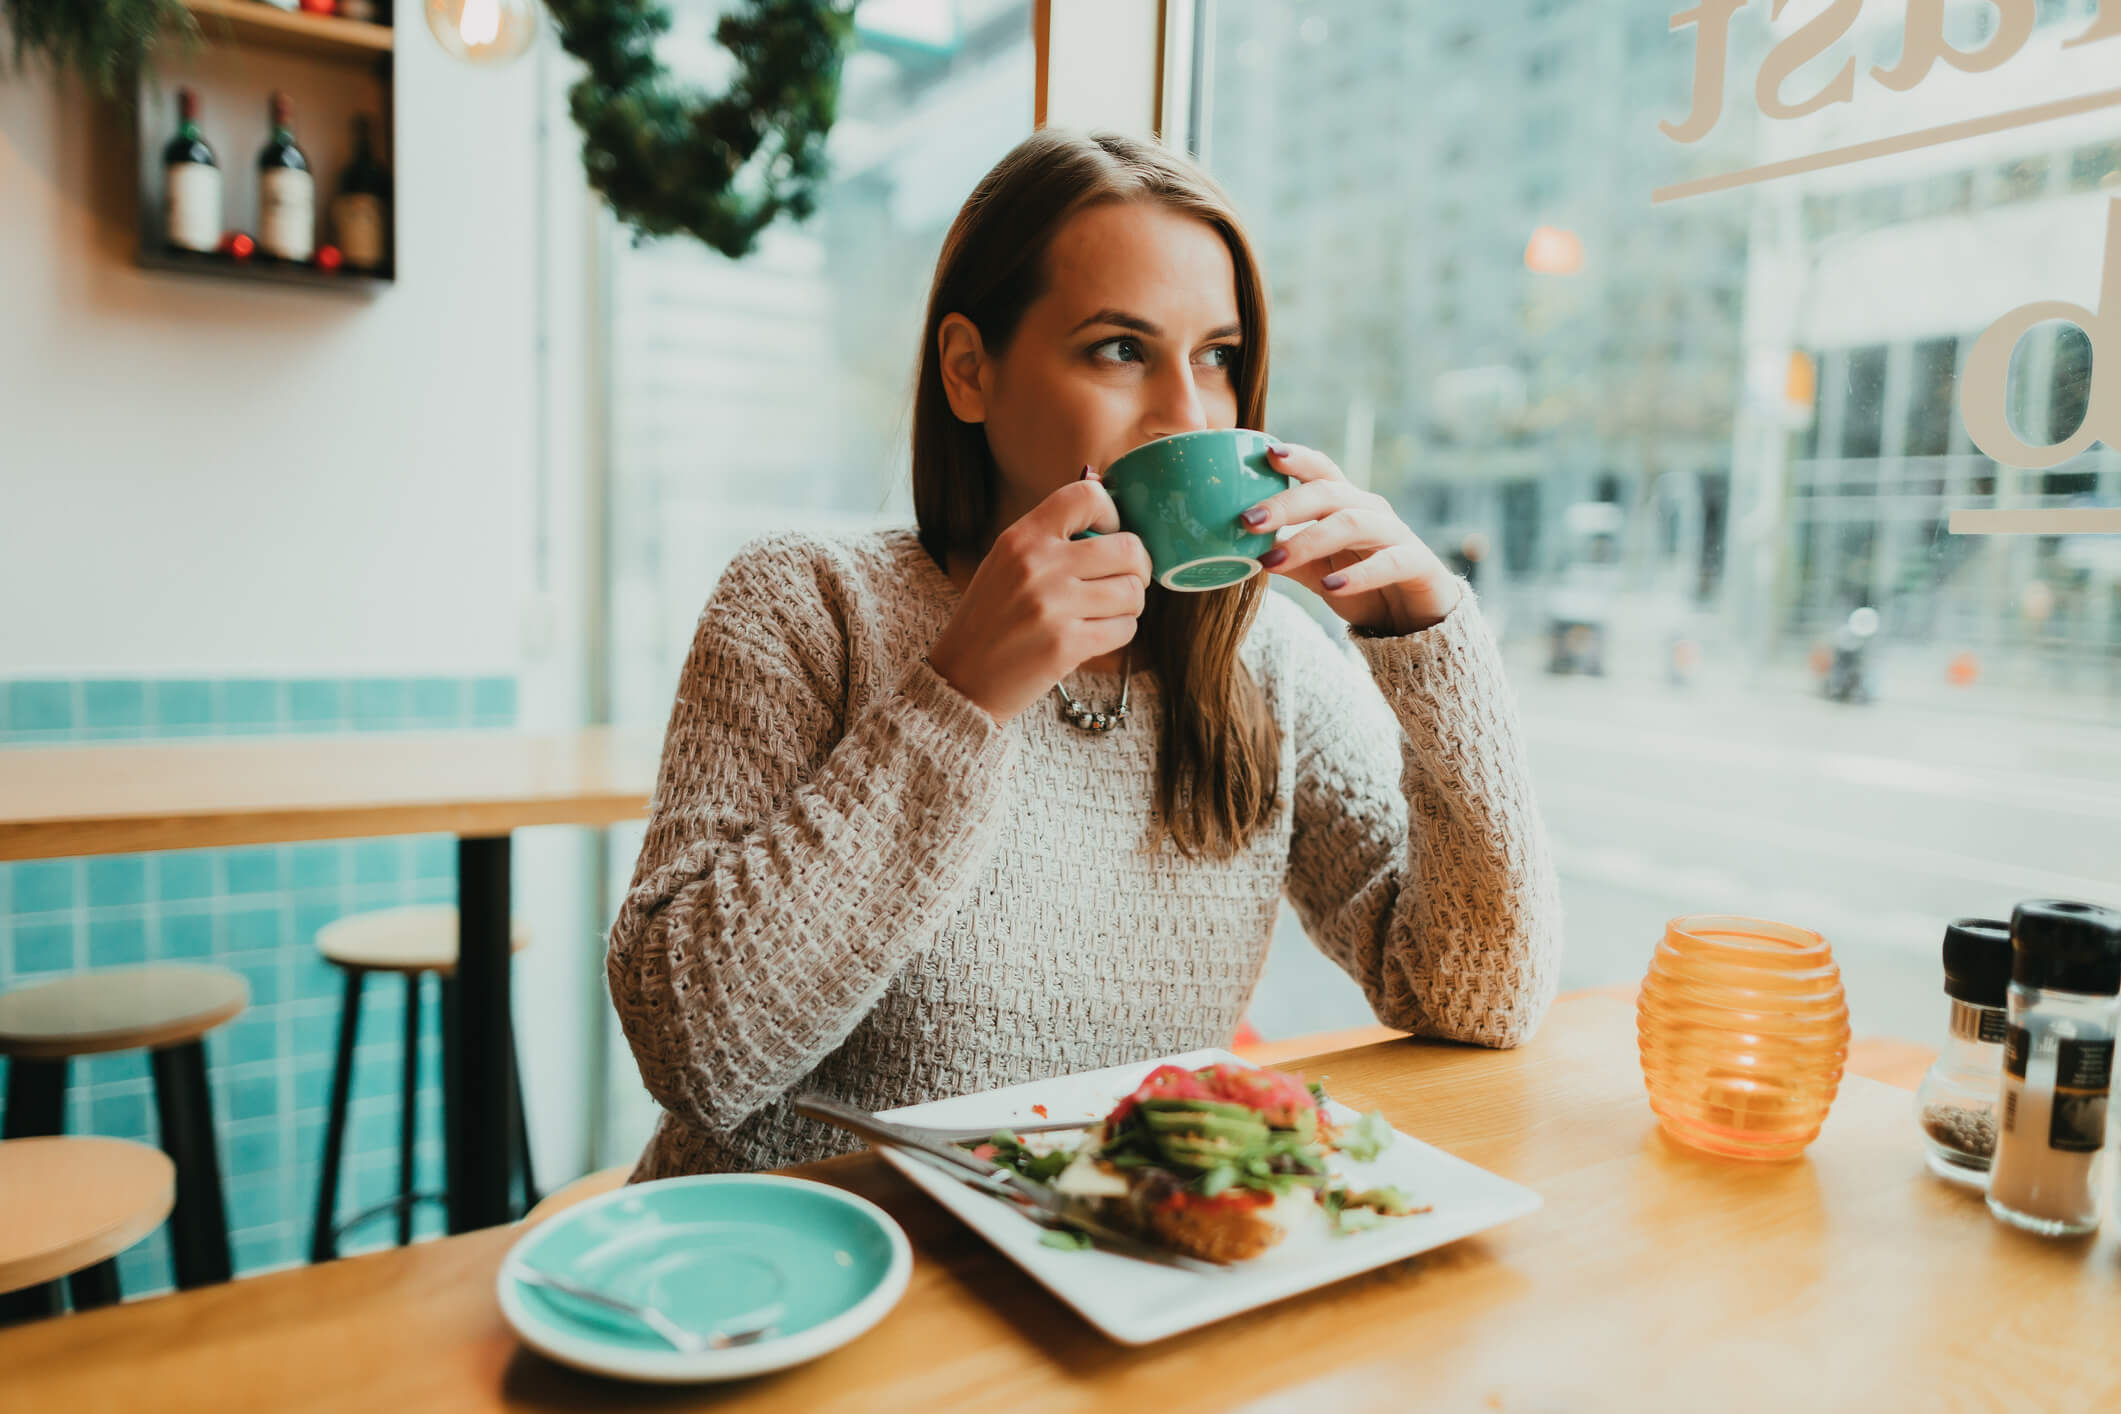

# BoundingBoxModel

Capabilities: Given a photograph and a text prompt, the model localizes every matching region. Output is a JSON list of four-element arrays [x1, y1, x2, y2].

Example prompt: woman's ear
[[936, 313, 991, 424]]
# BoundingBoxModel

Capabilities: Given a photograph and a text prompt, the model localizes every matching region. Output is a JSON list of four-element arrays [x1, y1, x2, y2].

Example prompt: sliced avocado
[[1138, 1097, 1260, 1124], [1158, 1136, 1255, 1170], [1138, 1106, 1269, 1146]]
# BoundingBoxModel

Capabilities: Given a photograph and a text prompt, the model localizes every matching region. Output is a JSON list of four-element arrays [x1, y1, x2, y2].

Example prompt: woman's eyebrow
[[1069, 308, 1243, 342]]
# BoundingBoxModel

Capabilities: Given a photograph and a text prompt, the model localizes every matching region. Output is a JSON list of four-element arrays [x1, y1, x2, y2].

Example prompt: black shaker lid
[[1941, 918, 2012, 1006], [2010, 899, 2121, 996]]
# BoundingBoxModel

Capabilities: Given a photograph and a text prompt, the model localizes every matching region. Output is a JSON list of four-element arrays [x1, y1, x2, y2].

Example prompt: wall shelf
[[137, 243, 392, 293], [179, 0, 394, 65], [137, 3, 397, 293]]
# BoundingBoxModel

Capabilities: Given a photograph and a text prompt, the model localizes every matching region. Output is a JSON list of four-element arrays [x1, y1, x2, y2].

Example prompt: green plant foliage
[[543, 0, 857, 257], [2, 0, 197, 98]]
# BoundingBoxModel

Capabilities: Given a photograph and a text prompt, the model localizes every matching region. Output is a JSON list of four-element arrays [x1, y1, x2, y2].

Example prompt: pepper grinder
[[1986, 899, 2121, 1237], [1914, 918, 2012, 1186]]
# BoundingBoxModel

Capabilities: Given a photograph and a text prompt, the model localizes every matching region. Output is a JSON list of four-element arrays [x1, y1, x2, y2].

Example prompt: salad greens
[[978, 1130, 1073, 1183], [1100, 1097, 1330, 1199], [1321, 1183, 1429, 1233], [1337, 1110, 1395, 1164]]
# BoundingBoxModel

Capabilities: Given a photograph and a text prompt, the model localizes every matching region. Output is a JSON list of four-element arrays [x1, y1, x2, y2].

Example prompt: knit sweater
[[607, 526, 1563, 1179]]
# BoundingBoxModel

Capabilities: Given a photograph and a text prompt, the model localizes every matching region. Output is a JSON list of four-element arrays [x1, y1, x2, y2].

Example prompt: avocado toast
[[971, 1061, 1428, 1264]]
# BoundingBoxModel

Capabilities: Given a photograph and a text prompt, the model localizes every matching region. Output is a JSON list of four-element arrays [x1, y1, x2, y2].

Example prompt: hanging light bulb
[[427, 0, 537, 64]]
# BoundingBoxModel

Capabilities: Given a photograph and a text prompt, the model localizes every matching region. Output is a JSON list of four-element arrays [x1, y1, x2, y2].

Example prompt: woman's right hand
[[926, 473, 1155, 725]]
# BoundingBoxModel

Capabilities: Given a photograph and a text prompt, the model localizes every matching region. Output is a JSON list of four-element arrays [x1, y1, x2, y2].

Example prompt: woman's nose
[[1140, 362, 1210, 441]]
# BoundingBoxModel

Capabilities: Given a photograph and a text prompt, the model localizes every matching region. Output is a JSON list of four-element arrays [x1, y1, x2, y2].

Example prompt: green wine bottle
[[163, 88, 221, 254]]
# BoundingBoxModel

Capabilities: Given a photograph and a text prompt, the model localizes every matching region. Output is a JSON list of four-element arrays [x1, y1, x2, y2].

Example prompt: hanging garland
[[1, 0, 195, 99], [544, 0, 859, 259]]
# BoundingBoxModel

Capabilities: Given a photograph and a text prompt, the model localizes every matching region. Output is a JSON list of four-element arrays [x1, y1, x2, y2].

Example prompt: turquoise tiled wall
[[0, 676, 516, 1297]]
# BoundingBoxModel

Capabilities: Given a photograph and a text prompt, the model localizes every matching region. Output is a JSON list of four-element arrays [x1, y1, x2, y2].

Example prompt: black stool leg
[[3, 1056, 68, 1139], [449, 837, 513, 1234], [67, 1260, 121, 1312], [311, 969, 365, 1264], [510, 1039, 539, 1214], [397, 973, 421, 1247], [438, 974, 461, 1227], [0, 1282, 61, 1325], [150, 1041, 232, 1288]]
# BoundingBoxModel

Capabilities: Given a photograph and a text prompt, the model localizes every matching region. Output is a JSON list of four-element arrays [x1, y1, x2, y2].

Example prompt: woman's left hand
[[1240, 441, 1463, 634]]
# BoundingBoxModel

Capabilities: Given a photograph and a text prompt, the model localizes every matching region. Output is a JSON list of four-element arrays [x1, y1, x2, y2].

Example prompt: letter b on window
[[1963, 198, 2118, 469]]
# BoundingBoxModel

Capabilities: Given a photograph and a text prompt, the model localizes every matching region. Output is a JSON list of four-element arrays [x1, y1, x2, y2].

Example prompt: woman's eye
[[1198, 345, 1239, 370], [1091, 337, 1145, 365]]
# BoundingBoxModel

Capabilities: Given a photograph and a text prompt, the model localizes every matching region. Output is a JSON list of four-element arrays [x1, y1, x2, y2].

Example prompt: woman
[[608, 129, 1563, 1180]]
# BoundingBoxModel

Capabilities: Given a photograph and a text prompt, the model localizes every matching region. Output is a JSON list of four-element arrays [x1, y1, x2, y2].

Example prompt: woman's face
[[938, 200, 1245, 535]]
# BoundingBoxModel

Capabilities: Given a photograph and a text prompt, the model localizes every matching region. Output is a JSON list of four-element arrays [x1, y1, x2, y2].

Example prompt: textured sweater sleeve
[[606, 536, 1018, 1131], [1279, 589, 1563, 1047]]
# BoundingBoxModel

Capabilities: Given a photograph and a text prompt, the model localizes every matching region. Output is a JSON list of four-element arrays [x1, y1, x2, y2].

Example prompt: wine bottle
[[331, 115, 391, 272], [163, 88, 221, 254], [256, 92, 315, 263]]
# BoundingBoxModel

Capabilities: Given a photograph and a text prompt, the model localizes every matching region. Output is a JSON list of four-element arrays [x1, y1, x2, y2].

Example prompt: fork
[[514, 1267, 780, 1355], [897, 1117, 1100, 1145]]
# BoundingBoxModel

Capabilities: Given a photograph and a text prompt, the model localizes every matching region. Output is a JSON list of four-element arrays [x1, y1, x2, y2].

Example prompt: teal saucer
[[496, 1174, 911, 1383]]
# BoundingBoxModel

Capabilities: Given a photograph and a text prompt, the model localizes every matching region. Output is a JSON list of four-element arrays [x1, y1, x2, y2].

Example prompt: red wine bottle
[[163, 88, 221, 254], [256, 92, 315, 263], [331, 114, 391, 271]]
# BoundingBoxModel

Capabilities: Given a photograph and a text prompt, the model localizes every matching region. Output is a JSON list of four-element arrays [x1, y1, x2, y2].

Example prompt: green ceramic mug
[[1075, 428, 1292, 592]]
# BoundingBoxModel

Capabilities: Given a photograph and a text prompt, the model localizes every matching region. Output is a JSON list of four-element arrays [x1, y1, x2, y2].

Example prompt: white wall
[[0, 21, 539, 676]]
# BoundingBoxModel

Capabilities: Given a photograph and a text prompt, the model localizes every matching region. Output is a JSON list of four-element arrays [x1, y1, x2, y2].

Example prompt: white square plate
[[876, 1047, 1542, 1344]]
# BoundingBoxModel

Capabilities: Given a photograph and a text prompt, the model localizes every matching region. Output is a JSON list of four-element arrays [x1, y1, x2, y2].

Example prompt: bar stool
[[0, 964, 246, 1291], [310, 905, 537, 1261], [0, 1136, 174, 1324]]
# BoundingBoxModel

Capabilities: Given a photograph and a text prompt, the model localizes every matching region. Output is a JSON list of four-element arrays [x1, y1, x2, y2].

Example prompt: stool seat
[[315, 905, 530, 975], [0, 1137, 174, 1296], [0, 965, 249, 1061]]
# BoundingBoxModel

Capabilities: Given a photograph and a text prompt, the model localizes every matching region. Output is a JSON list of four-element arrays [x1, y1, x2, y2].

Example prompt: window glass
[[603, 0, 1034, 733], [1202, 0, 2121, 1047]]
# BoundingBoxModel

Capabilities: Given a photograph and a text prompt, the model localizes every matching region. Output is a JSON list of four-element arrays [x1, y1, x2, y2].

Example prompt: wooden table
[[0, 729, 661, 1234], [6, 996, 2114, 1411]]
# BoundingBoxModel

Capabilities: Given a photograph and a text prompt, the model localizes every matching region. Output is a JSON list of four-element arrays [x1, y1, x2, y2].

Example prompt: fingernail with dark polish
[[1258, 546, 1288, 569], [1241, 506, 1269, 526], [1321, 571, 1348, 590]]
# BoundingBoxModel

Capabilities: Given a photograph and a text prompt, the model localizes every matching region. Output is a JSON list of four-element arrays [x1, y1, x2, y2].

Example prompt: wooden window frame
[[1035, 0, 1206, 152]]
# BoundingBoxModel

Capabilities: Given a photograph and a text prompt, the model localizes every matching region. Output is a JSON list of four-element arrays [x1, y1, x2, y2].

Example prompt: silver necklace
[[1054, 648, 1132, 732]]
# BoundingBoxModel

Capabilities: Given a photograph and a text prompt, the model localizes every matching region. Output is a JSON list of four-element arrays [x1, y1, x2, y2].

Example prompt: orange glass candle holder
[[1637, 914, 1850, 1161]]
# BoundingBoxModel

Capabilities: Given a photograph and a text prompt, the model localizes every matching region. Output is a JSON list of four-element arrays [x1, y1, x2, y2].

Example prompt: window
[[596, 0, 1035, 1138], [1914, 171, 1975, 218], [1199, 2, 2121, 1047], [2070, 142, 2121, 192], [605, 1, 1034, 727], [1993, 155, 2053, 204], [1840, 347, 1889, 460], [1904, 339, 1959, 458], [2049, 324, 2093, 448]]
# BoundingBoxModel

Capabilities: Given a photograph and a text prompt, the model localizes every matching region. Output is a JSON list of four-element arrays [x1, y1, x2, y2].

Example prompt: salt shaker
[[1986, 899, 2121, 1237], [1915, 918, 2012, 1185]]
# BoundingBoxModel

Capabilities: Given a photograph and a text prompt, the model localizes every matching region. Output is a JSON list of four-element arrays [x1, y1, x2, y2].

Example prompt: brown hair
[[911, 129, 1280, 860]]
